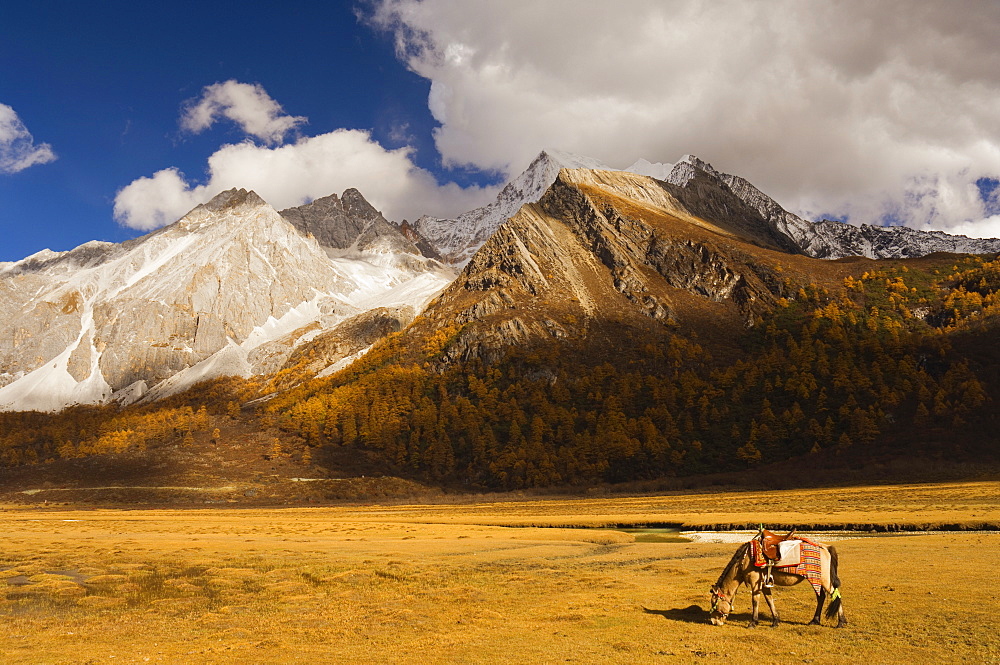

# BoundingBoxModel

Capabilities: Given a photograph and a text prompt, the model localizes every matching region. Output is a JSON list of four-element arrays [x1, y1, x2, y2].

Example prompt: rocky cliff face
[[422, 150, 1000, 266], [397, 220, 443, 261], [414, 150, 609, 266], [280, 189, 421, 257], [417, 168, 788, 362], [0, 189, 345, 410], [671, 156, 1000, 259], [0, 188, 453, 412]]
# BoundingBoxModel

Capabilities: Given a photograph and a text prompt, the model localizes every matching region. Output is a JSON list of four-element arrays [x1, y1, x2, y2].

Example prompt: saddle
[[754, 528, 798, 588], [759, 528, 796, 561]]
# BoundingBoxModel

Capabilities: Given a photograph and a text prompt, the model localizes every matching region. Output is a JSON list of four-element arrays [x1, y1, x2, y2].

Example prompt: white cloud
[[114, 129, 492, 231], [180, 80, 307, 145], [0, 103, 57, 174], [113, 168, 202, 231], [370, 0, 1000, 235], [948, 215, 1000, 240]]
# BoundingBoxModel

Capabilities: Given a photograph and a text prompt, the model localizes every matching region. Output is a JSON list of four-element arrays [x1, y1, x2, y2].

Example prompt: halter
[[710, 587, 731, 614]]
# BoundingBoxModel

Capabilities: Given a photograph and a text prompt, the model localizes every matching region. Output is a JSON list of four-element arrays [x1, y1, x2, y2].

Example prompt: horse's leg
[[763, 586, 779, 627], [824, 545, 847, 628], [808, 588, 825, 625], [747, 578, 760, 628], [834, 594, 847, 628]]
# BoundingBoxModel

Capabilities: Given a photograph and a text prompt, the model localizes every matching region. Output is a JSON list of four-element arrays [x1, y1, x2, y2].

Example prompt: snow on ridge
[[1, 185, 452, 412], [541, 149, 611, 171], [241, 294, 330, 351], [5, 247, 65, 271], [415, 149, 620, 266], [417, 147, 1000, 269], [416, 149, 717, 266], [346, 269, 453, 312]]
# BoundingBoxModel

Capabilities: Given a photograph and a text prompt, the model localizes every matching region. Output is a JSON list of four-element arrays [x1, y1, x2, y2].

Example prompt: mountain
[[416, 151, 1000, 266], [4, 151, 998, 416], [5, 150, 997, 414], [413, 150, 609, 266], [280, 188, 424, 260], [261, 162, 1000, 489], [656, 155, 1000, 259], [413, 166, 803, 363], [0, 188, 453, 412], [3, 152, 1000, 497]]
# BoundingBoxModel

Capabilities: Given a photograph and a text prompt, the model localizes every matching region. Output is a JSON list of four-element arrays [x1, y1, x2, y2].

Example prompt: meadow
[[1, 481, 997, 664]]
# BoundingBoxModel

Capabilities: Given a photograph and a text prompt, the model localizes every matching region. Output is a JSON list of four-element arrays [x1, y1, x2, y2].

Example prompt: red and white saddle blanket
[[751, 538, 824, 594]]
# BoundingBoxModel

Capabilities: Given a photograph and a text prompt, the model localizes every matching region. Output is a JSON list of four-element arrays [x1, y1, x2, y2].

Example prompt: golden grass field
[[1, 481, 998, 664]]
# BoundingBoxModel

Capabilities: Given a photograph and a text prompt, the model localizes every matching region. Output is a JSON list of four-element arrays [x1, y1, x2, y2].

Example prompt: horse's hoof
[[836, 620, 848, 628], [807, 619, 821, 626], [770, 622, 779, 628], [747, 621, 758, 629]]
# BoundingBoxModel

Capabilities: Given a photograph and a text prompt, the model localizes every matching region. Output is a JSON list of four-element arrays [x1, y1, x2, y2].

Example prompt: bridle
[[710, 587, 731, 615]]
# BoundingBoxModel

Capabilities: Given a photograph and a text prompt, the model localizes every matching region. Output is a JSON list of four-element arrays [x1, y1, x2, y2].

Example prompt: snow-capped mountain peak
[[413, 150, 615, 266], [415, 148, 1000, 267], [0, 186, 454, 412], [537, 149, 611, 171]]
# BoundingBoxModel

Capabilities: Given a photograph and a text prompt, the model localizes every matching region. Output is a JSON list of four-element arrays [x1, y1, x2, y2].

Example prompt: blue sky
[[1, 1, 486, 261], [3, 1, 1000, 262]]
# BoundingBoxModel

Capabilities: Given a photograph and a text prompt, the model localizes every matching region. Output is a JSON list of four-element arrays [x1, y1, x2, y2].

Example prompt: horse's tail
[[825, 545, 842, 619]]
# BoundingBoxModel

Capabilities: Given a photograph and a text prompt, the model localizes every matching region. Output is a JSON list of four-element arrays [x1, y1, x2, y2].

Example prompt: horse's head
[[708, 586, 732, 626]]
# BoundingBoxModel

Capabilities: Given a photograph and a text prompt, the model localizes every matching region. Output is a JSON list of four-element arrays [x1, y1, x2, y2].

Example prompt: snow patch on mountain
[[0, 187, 455, 412], [414, 150, 611, 266], [316, 344, 374, 379], [0, 309, 112, 412], [140, 341, 253, 405]]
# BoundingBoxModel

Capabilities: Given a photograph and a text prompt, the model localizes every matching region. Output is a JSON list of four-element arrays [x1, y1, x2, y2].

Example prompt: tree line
[[1, 255, 997, 488]]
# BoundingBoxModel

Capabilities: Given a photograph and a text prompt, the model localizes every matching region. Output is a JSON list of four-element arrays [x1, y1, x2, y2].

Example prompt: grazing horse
[[708, 537, 847, 628]]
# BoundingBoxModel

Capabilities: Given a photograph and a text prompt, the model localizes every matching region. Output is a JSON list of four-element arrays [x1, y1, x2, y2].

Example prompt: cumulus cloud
[[0, 103, 57, 174], [180, 80, 307, 145], [116, 79, 494, 231], [114, 129, 491, 231], [950, 216, 1000, 239], [369, 0, 1000, 235]]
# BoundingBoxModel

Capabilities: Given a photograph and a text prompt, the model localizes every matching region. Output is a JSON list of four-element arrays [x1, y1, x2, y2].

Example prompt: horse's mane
[[713, 541, 750, 588]]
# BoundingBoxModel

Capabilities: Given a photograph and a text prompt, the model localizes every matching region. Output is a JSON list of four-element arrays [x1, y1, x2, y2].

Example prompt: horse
[[707, 536, 847, 628]]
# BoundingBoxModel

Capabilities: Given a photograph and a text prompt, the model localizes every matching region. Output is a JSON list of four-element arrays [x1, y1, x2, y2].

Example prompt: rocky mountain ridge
[[413, 167, 795, 363], [280, 189, 423, 259], [414, 151, 1000, 265], [0, 188, 452, 412], [3, 149, 999, 414], [413, 150, 609, 266], [689, 157, 1000, 259]]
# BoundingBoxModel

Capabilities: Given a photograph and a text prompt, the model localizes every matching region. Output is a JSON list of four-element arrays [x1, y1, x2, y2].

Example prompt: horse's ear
[[786, 528, 797, 539]]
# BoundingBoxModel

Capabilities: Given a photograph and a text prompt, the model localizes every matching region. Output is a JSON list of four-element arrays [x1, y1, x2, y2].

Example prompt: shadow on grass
[[647, 605, 819, 628], [642, 604, 707, 623]]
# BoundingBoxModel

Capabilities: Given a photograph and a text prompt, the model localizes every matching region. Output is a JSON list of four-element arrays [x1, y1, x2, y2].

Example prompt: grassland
[[1, 481, 997, 664]]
